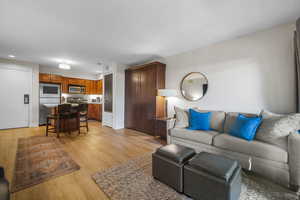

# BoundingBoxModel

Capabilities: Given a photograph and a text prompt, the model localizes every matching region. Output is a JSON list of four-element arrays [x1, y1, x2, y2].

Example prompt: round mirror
[[180, 72, 208, 101]]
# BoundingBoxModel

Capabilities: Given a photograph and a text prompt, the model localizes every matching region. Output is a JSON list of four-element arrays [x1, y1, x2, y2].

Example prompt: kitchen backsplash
[[61, 93, 102, 103]]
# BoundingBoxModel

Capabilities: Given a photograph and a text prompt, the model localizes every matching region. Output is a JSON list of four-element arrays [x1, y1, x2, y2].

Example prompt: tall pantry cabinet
[[125, 62, 166, 135]]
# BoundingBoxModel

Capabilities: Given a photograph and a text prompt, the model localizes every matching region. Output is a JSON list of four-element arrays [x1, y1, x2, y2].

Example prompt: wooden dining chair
[[46, 104, 72, 138], [77, 103, 89, 134]]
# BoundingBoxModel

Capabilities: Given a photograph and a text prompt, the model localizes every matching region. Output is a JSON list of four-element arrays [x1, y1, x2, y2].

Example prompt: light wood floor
[[0, 121, 164, 200]]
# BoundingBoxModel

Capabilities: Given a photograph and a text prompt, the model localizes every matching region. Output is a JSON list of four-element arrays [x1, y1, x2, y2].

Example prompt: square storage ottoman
[[184, 152, 241, 200], [152, 144, 195, 192]]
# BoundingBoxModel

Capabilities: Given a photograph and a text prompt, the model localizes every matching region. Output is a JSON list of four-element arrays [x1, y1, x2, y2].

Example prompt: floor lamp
[[157, 89, 177, 118]]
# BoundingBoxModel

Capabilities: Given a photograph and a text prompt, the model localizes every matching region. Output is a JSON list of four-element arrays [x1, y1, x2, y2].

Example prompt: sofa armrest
[[167, 118, 176, 130], [288, 132, 300, 189], [166, 119, 176, 144]]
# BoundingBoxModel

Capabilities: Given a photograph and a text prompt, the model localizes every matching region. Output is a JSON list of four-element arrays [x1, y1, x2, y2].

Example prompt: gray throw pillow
[[195, 108, 225, 132], [256, 110, 300, 149], [223, 112, 258, 134], [259, 109, 284, 119], [174, 106, 189, 128]]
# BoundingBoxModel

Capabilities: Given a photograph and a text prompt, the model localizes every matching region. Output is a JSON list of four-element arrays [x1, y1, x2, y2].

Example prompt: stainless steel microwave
[[40, 83, 61, 98], [68, 85, 86, 94]]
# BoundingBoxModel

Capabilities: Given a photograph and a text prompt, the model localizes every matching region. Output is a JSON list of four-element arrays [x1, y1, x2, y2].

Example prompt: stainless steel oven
[[68, 85, 86, 94], [39, 83, 61, 98]]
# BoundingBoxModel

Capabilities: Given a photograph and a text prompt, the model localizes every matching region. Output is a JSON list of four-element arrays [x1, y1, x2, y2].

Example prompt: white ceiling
[[0, 0, 299, 73]]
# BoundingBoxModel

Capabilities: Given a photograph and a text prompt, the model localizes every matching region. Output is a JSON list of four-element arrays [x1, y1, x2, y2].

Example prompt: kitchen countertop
[[87, 102, 102, 104], [43, 102, 102, 108], [42, 103, 79, 108], [42, 104, 59, 108]]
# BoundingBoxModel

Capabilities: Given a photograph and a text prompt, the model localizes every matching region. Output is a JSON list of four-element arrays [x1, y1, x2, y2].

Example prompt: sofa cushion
[[288, 132, 300, 186], [229, 114, 262, 141], [170, 128, 219, 145], [188, 109, 211, 130], [174, 106, 189, 128], [224, 112, 258, 133], [213, 134, 288, 163], [195, 109, 226, 132], [255, 110, 300, 150]]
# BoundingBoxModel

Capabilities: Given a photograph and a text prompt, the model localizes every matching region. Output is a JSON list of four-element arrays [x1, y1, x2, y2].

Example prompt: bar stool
[[46, 104, 71, 138], [77, 103, 89, 134]]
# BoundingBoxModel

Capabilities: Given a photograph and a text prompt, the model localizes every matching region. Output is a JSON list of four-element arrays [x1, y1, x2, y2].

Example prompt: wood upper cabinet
[[85, 80, 102, 94], [39, 73, 103, 95], [91, 81, 97, 94], [85, 80, 92, 94], [62, 77, 69, 93], [39, 73, 51, 82], [68, 78, 80, 85], [50, 74, 63, 83], [78, 79, 85, 86], [39, 73, 63, 83], [97, 80, 103, 94]]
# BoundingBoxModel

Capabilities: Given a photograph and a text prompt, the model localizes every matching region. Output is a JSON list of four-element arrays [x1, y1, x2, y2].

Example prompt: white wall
[[165, 23, 296, 115], [102, 62, 126, 129], [0, 58, 39, 127], [113, 64, 126, 129]]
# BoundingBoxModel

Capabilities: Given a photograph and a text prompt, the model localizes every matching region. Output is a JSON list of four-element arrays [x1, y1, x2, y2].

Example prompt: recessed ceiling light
[[8, 55, 15, 58], [58, 63, 71, 70], [53, 58, 75, 65]]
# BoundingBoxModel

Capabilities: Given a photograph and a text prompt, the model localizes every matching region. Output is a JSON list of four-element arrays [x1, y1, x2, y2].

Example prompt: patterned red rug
[[11, 136, 80, 192]]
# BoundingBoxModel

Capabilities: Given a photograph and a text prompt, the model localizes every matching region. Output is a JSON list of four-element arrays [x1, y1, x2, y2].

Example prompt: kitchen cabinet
[[39, 73, 51, 82], [39, 73, 63, 83], [61, 77, 69, 93], [39, 73, 103, 95], [84, 80, 91, 94], [90, 80, 97, 94], [68, 78, 80, 85], [50, 74, 63, 83], [88, 104, 102, 121], [85, 80, 102, 94], [92, 81, 98, 94], [96, 80, 103, 94]]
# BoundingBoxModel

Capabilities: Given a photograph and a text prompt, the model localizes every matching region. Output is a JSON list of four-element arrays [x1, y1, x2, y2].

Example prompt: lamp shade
[[157, 89, 177, 97]]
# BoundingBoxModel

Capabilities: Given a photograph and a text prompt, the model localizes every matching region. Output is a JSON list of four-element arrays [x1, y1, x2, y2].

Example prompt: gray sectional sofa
[[167, 110, 300, 191]]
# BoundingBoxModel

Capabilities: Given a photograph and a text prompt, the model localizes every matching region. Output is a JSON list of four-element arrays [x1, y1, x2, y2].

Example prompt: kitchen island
[[43, 103, 81, 133], [42, 103, 102, 132]]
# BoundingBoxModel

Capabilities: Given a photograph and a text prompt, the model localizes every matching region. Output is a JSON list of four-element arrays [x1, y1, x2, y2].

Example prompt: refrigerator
[[39, 83, 61, 125]]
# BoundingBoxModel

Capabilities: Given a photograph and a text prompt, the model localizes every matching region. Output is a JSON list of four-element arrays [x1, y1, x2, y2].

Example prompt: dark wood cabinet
[[125, 62, 166, 135], [88, 104, 102, 121], [155, 118, 167, 140]]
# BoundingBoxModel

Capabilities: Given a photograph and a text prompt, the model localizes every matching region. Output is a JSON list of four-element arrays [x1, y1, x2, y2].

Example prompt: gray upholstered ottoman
[[152, 144, 195, 192], [184, 152, 241, 200]]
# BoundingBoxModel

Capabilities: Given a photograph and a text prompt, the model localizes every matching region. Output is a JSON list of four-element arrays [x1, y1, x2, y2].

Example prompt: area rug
[[12, 136, 80, 192], [92, 154, 298, 200]]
